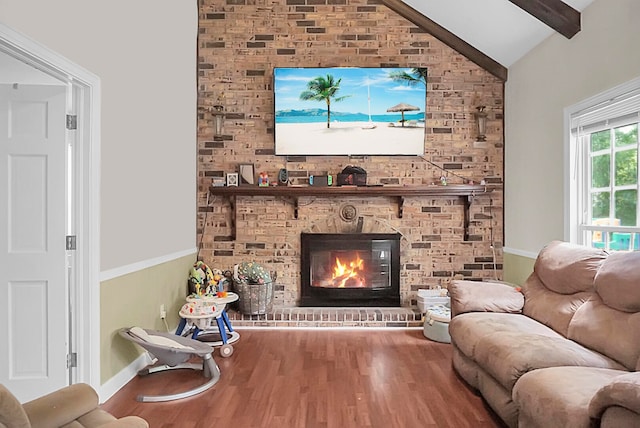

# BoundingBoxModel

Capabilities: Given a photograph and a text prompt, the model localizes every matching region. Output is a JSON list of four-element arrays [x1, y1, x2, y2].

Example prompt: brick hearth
[[226, 306, 423, 328]]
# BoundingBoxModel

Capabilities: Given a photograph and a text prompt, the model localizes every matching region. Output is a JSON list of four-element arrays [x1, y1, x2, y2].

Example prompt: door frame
[[0, 23, 101, 391]]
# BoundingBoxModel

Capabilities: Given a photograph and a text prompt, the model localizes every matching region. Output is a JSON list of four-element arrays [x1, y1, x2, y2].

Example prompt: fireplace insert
[[300, 233, 401, 307]]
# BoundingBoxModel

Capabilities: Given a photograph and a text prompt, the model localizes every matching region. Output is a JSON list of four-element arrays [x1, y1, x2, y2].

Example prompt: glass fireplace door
[[301, 233, 400, 306]]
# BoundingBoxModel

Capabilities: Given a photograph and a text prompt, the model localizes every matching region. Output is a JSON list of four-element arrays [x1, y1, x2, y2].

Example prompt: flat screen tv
[[274, 67, 427, 156]]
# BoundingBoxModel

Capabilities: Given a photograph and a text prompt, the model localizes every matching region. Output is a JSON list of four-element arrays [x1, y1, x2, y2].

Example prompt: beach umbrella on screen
[[386, 102, 420, 127]]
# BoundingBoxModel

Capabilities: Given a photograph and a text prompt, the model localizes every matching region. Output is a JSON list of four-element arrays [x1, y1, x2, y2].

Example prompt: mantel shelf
[[209, 184, 489, 198], [209, 184, 493, 240]]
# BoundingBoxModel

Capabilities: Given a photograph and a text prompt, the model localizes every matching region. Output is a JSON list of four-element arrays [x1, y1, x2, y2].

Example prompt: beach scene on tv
[[274, 67, 427, 156]]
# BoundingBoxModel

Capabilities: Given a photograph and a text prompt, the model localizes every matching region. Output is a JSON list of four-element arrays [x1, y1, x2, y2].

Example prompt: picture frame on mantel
[[239, 163, 255, 185], [226, 172, 239, 187]]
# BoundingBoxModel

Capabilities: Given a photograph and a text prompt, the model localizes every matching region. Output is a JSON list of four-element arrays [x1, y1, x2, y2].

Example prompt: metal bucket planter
[[234, 280, 273, 315]]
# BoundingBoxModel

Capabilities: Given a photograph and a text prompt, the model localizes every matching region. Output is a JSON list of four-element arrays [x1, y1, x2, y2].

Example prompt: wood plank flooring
[[101, 329, 504, 428]]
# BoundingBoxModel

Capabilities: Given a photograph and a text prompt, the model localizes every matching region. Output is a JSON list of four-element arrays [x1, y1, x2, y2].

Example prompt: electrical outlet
[[160, 304, 166, 319]]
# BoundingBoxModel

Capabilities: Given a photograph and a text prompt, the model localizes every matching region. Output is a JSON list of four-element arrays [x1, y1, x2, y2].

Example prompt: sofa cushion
[[513, 367, 624, 428], [74, 408, 119, 427], [534, 240, 607, 294], [473, 330, 625, 391], [449, 280, 524, 317], [449, 312, 563, 361], [448, 312, 624, 391], [523, 274, 594, 337], [594, 251, 640, 313], [568, 296, 640, 371]]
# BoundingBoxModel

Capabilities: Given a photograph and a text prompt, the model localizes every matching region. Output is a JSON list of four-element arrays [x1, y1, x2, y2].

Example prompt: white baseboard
[[98, 352, 153, 403], [502, 246, 538, 260]]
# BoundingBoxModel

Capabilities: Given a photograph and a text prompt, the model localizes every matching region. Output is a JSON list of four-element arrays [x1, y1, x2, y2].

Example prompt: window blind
[[571, 89, 640, 135]]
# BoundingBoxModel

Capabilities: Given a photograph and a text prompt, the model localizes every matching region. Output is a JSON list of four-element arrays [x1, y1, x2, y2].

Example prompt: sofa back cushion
[[523, 273, 594, 337], [534, 240, 608, 294], [522, 241, 607, 336], [594, 251, 640, 312], [570, 250, 640, 370], [568, 295, 640, 370]]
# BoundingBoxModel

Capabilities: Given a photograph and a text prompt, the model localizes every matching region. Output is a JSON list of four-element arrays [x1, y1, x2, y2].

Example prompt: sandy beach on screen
[[275, 121, 425, 155]]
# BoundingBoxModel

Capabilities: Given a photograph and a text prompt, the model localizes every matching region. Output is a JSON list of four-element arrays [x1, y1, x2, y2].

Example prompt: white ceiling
[[402, 0, 596, 67], [1, 0, 596, 82]]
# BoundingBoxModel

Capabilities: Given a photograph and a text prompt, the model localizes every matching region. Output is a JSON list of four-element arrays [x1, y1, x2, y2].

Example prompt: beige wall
[[503, 252, 535, 286], [0, 0, 198, 386], [505, 0, 640, 254], [100, 253, 194, 383], [0, 0, 198, 270]]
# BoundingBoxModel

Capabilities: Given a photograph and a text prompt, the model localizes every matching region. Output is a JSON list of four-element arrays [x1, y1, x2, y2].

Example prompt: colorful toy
[[210, 268, 230, 297], [258, 172, 269, 187], [188, 261, 215, 295]]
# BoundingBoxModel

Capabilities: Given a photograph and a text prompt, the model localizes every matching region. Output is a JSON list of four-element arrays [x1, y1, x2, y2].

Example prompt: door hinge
[[66, 235, 76, 250], [66, 114, 77, 130], [67, 353, 77, 368]]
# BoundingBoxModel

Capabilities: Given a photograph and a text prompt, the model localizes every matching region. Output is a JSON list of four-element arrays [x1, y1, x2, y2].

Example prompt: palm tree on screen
[[300, 74, 349, 128], [388, 68, 428, 86]]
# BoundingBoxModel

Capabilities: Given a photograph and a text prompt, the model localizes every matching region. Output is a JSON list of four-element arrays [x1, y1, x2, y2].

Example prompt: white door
[[0, 83, 69, 402]]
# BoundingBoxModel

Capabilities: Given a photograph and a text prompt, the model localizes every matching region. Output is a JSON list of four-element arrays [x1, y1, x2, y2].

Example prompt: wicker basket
[[234, 281, 273, 315]]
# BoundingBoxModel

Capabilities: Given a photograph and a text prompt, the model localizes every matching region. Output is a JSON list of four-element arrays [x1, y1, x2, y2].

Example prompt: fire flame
[[332, 253, 365, 288]]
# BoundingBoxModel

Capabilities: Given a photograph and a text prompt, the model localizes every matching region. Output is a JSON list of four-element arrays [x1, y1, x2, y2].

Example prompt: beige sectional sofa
[[0, 382, 148, 427], [448, 240, 640, 428]]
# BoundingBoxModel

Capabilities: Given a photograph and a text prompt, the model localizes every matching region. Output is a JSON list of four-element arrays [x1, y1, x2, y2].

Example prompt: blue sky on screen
[[274, 67, 426, 116]]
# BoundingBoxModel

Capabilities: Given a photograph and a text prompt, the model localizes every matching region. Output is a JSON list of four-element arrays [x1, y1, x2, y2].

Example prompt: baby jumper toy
[[178, 262, 239, 357]]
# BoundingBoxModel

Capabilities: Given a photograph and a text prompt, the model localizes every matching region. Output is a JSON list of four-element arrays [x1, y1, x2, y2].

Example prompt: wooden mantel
[[209, 184, 492, 240]]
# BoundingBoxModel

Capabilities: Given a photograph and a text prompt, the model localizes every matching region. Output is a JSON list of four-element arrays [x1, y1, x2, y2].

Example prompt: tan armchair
[[0, 383, 148, 428]]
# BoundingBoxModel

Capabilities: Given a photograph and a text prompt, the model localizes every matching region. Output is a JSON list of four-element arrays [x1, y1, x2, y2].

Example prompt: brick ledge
[[225, 307, 424, 328]]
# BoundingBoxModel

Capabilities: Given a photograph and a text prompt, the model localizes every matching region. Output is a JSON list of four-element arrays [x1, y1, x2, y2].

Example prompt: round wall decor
[[339, 204, 358, 222]]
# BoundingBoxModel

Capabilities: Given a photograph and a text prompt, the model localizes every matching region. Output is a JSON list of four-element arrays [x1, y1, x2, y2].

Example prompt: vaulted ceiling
[[389, 0, 596, 81], [2, 0, 597, 83]]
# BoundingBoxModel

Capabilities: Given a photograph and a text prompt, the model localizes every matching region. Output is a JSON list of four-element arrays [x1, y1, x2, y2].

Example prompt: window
[[567, 79, 640, 251]]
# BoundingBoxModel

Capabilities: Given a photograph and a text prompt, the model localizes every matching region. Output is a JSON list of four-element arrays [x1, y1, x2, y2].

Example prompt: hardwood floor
[[101, 329, 504, 428]]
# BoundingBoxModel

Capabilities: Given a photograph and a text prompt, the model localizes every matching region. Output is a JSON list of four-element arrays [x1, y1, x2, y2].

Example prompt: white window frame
[[565, 76, 640, 251]]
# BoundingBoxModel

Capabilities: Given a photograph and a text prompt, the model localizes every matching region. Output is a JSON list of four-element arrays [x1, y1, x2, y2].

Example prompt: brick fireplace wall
[[197, 0, 504, 308]]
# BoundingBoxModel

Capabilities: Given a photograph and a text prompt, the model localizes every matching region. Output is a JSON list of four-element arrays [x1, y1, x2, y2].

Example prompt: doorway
[[0, 23, 100, 401]]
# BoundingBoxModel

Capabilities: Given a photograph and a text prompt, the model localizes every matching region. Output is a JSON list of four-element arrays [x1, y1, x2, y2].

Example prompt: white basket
[[417, 288, 450, 313], [417, 288, 448, 298]]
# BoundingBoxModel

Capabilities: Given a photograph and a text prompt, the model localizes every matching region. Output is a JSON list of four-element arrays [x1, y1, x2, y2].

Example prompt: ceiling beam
[[508, 0, 581, 39], [381, 0, 507, 82]]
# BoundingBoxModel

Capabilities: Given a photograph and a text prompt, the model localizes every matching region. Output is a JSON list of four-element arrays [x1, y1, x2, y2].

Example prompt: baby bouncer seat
[[120, 327, 221, 402]]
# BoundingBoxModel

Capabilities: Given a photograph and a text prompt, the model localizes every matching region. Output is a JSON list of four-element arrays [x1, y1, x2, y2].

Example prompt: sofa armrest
[[99, 416, 150, 428], [0, 383, 30, 427], [449, 280, 524, 317], [23, 383, 99, 428], [589, 372, 640, 420]]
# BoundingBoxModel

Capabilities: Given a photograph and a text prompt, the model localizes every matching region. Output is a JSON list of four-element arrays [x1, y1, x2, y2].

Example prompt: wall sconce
[[211, 104, 224, 136], [475, 106, 488, 142]]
